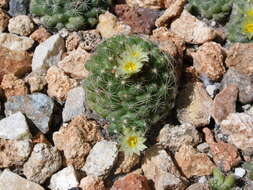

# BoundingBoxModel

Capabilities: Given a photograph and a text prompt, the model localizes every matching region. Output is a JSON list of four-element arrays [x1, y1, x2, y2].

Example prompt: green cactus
[[243, 160, 253, 180], [187, 0, 233, 23], [209, 168, 235, 190], [30, 0, 112, 31], [83, 35, 177, 155], [226, 0, 253, 42]]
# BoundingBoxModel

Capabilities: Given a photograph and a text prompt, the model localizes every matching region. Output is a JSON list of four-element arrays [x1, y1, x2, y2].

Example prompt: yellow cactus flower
[[123, 44, 149, 62], [242, 17, 253, 39], [117, 56, 143, 76]]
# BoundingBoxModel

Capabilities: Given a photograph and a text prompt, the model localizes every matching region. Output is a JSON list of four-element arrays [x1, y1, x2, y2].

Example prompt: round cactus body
[[83, 35, 177, 154]]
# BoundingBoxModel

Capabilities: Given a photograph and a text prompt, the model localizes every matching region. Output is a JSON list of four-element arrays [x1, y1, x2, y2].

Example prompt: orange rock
[[30, 27, 51, 43], [0, 46, 31, 81], [112, 173, 151, 190], [79, 176, 106, 190]]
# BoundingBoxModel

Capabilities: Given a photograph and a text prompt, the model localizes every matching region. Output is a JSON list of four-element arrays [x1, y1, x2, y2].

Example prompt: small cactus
[[243, 160, 253, 180], [209, 168, 235, 190], [30, 0, 112, 31], [226, 0, 253, 43], [83, 35, 177, 155], [187, 0, 233, 23]]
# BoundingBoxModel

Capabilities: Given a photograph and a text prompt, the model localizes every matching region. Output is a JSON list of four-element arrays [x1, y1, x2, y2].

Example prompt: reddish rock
[[203, 128, 241, 172], [79, 176, 106, 190], [114, 4, 161, 35], [112, 173, 151, 190], [211, 85, 238, 124], [175, 145, 215, 178], [1, 74, 28, 99], [155, 0, 186, 27], [0, 8, 9, 32], [220, 113, 253, 155], [176, 82, 213, 127], [30, 27, 51, 43], [191, 42, 226, 81], [0, 46, 32, 81], [226, 43, 253, 76], [171, 10, 217, 44], [53, 115, 103, 169], [126, 0, 165, 9]]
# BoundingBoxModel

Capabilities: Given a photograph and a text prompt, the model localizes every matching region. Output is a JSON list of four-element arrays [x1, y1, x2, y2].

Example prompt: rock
[[234, 168, 246, 178], [96, 11, 131, 39], [82, 140, 118, 178], [53, 115, 103, 169], [8, 15, 34, 36], [155, 0, 186, 27], [79, 176, 106, 190], [58, 48, 90, 79], [24, 69, 47, 92], [126, 0, 164, 9], [49, 166, 79, 190], [142, 145, 187, 190], [112, 173, 151, 190], [0, 169, 45, 190], [1, 74, 28, 99], [32, 34, 65, 72], [8, 0, 29, 16], [225, 43, 253, 76], [203, 128, 241, 172], [191, 42, 226, 81], [114, 152, 140, 175], [114, 4, 160, 35], [171, 10, 217, 44], [175, 145, 215, 178], [0, 112, 31, 140], [78, 30, 101, 52], [65, 32, 81, 52], [186, 183, 210, 190], [46, 66, 77, 103], [0, 8, 9, 32], [0, 0, 8, 8], [176, 82, 213, 127], [197, 143, 209, 153], [0, 138, 32, 168], [0, 33, 34, 51], [220, 113, 253, 155], [211, 85, 238, 124], [23, 143, 62, 184], [5, 93, 54, 134], [221, 68, 253, 104], [62, 87, 86, 122], [0, 46, 31, 81], [206, 83, 220, 98], [157, 123, 201, 152], [30, 27, 51, 43]]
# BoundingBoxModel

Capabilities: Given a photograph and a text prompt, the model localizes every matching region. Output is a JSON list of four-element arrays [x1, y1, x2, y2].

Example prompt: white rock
[[62, 87, 86, 122], [198, 176, 207, 184], [0, 33, 34, 51], [49, 166, 79, 190], [32, 34, 65, 72], [0, 169, 45, 190], [82, 140, 118, 178], [206, 83, 220, 98], [8, 15, 34, 36], [234, 168, 246, 179], [0, 112, 31, 140]]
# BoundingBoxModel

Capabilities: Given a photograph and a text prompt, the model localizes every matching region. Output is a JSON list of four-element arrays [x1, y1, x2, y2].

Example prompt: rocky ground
[[0, 0, 253, 189]]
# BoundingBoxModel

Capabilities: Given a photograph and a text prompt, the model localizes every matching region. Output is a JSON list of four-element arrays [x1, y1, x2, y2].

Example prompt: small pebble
[[234, 168, 246, 179], [197, 143, 209, 153], [198, 176, 207, 184], [206, 83, 220, 98]]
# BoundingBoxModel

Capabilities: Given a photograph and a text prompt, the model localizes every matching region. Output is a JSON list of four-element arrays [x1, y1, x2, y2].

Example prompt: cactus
[[226, 0, 253, 43], [30, 0, 112, 31], [243, 160, 253, 180], [187, 0, 233, 23], [83, 35, 177, 155], [209, 168, 235, 190]]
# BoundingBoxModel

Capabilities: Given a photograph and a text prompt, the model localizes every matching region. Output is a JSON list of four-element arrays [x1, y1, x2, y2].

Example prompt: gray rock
[[49, 166, 79, 190], [0, 169, 45, 190], [157, 123, 201, 152], [32, 34, 65, 72], [186, 183, 210, 190], [23, 143, 62, 184], [82, 140, 118, 178], [62, 87, 86, 122], [197, 143, 210, 153], [234, 168, 246, 179], [8, 0, 29, 16], [5, 93, 54, 134], [0, 112, 31, 140], [221, 68, 253, 104]]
